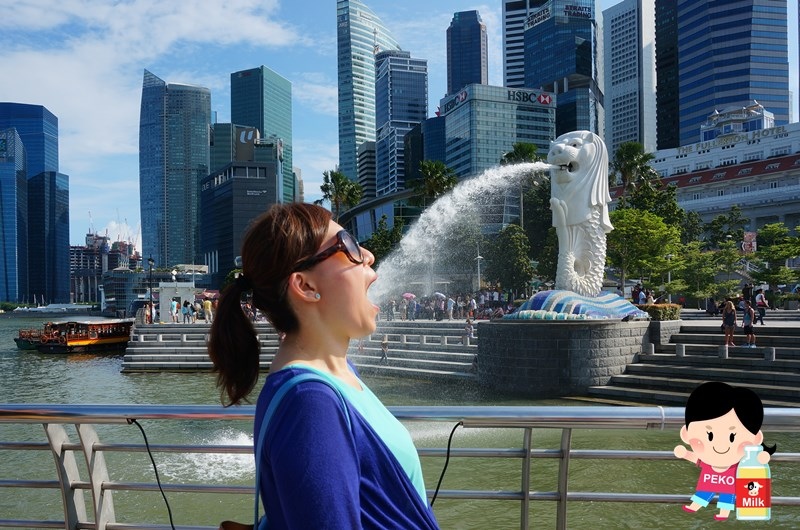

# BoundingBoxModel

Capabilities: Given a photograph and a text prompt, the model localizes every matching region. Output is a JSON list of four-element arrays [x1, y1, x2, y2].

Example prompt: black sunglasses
[[293, 230, 364, 272]]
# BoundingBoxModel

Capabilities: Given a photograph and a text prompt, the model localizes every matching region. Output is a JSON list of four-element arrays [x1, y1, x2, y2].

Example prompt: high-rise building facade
[[0, 103, 69, 303], [447, 11, 488, 96], [0, 103, 58, 176], [603, 0, 657, 157], [28, 171, 70, 303], [677, 0, 789, 146], [357, 141, 377, 199], [523, 0, 604, 137], [337, 0, 402, 182], [374, 50, 428, 196], [655, 0, 679, 149], [0, 129, 27, 302], [139, 70, 211, 269], [502, 0, 540, 88], [230, 66, 293, 202]]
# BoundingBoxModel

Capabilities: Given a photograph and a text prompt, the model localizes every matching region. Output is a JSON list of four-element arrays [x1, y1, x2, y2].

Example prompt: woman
[[755, 288, 768, 325], [721, 300, 737, 347], [209, 203, 439, 529]]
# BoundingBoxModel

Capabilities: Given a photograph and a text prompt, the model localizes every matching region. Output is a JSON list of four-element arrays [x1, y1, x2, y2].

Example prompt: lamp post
[[147, 256, 155, 324], [665, 254, 673, 303], [475, 241, 484, 292]]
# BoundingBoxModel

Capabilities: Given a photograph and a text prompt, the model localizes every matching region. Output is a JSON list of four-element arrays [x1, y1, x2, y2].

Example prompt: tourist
[[380, 334, 389, 361], [208, 203, 439, 529], [742, 299, 756, 348], [203, 297, 213, 324], [721, 300, 737, 347], [755, 288, 769, 325]]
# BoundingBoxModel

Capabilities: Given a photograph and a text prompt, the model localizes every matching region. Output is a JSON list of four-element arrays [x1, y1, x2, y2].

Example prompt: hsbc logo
[[507, 90, 553, 105]]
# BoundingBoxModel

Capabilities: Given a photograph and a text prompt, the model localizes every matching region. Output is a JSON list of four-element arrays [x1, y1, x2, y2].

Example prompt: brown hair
[[208, 203, 332, 405]]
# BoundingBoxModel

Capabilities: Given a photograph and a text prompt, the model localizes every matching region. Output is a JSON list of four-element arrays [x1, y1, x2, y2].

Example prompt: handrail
[[2, 404, 800, 529]]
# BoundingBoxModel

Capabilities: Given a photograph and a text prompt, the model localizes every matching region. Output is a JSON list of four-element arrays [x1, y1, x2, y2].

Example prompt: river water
[[1, 315, 797, 529]]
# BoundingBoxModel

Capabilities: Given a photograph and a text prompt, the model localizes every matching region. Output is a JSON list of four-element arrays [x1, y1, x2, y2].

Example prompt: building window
[[718, 189, 725, 196], [771, 181, 778, 189]]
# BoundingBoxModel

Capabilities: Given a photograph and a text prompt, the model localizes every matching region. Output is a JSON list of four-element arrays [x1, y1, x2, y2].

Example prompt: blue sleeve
[[261, 382, 361, 529]]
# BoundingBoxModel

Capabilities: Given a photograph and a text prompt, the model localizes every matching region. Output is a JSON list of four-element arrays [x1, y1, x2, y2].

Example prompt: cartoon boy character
[[674, 381, 775, 521]]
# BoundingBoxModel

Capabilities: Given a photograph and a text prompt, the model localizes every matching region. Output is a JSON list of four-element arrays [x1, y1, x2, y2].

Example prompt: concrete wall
[[477, 319, 650, 397]]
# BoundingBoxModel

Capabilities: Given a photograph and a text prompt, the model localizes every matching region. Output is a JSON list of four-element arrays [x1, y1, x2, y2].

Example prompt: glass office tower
[[0, 129, 27, 302], [447, 11, 488, 96], [337, 0, 402, 182], [28, 171, 70, 303], [523, 0, 604, 136], [230, 66, 293, 202], [139, 70, 211, 269], [0, 102, 69, 303], [374, 50, 428, 196], [677, 0, 789, 146], [0, 103, 58, 177]]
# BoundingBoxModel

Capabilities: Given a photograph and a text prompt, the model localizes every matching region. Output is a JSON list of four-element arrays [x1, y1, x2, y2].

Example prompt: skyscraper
[[447, 11, 488, 96], [0, 129, 27, 302], [0, 103, 58, 176], [139, 70, 211, 269], [374, 50, 428, 196], [0, 102, 69, 303], [655, 0, 679, 149], [502, 0, 538, 88], [603, 0, 657, 157], [230, 66, 293, 202], [677, 0, 789, 146], [523, 0, 604, 136], [337, 0, 402, 182]]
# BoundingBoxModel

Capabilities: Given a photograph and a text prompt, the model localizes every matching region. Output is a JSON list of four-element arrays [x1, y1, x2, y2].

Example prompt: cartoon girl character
[[674, 381, 775, 521]]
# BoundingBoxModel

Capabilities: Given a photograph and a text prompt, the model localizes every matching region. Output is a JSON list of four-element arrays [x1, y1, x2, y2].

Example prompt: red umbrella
[[402, 293, 416, 299]]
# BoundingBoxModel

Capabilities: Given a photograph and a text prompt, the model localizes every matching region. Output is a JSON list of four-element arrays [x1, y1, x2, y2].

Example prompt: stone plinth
[[477, 319, 650, 397]]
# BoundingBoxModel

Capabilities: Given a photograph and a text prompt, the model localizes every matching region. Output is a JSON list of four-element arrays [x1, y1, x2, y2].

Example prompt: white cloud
[[292, 72, 339, 116], [293, 139, 339, 203]]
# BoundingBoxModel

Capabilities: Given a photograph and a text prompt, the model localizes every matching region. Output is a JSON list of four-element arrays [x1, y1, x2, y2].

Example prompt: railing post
[[556, 428, 572, 530], [44, 423, 88, 529], [764, 347, 776, 361], [520, 427, 532, 530], [77, 424, 116, 529], [675, 343, 685, 358]]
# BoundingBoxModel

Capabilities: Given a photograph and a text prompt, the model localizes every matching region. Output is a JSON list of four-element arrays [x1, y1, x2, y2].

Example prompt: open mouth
[[556, 162, 576, 172]]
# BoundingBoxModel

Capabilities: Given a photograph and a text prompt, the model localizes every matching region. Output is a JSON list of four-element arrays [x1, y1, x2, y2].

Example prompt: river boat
[[36, 319, 134, 354], [13, 328, 43, 350]]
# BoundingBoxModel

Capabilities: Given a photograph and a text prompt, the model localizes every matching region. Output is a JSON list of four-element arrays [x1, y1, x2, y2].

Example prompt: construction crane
[[88, 210, 95, 234]]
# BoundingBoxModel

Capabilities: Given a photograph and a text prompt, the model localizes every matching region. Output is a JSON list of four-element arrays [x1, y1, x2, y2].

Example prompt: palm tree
[[500, 142, 542, 166], [315, 169, 363, 222], [410, 160, 458, 208], [611, 141, 656, 191]]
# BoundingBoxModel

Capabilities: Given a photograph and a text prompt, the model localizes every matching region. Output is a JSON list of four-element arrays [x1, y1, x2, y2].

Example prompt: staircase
[[588, 318, 800, 407], [121, 320, 478, 381]]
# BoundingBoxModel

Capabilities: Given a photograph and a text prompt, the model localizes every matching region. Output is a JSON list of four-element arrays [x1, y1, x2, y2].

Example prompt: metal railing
[[2, 404, 800, 529]]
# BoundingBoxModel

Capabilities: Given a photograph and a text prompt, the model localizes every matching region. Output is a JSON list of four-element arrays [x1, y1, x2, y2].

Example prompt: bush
[[636, 303, 682, 321]]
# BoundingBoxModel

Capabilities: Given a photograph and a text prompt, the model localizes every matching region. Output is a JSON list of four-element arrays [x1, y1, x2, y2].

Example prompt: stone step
[[638, 353, 800, 372], [587, 385, 800, 408], [349, 346, 475, 363], [670, 334, 800, 346], [349, 352, 474, 372], [606, 373, 800, 401], [625, 362, 800, 385]]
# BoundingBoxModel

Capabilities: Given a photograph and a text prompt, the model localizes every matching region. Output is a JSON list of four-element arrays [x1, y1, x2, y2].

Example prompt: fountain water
[[371, 161, 552, 303]]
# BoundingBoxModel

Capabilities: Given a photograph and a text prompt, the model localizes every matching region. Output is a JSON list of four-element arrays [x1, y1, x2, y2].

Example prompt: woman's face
[[680, 408, 763, 468], [307, 221, 379, 338]]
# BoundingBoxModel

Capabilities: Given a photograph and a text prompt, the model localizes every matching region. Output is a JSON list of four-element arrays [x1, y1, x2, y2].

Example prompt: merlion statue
[[547, 131, 613, 298]]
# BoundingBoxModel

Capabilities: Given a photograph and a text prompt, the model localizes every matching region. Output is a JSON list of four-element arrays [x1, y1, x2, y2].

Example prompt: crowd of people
[[143, 297, 216, 324], [706, 283, 772, 348], [380, 289, 516, 322]]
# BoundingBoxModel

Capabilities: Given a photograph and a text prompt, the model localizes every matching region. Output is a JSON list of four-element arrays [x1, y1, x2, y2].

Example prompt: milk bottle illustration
[[736, 444, 771, 520]]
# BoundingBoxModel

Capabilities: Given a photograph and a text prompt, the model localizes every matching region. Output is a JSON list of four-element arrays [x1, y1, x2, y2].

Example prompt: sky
[[2, 0, 798, 249]]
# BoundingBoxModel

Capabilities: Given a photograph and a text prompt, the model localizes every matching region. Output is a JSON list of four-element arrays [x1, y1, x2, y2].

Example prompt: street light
[[147, 256, 155, 324], [665, 254, 673, 303]]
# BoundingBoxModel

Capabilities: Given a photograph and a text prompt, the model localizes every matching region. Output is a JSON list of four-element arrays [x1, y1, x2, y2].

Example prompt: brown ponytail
[[208, 203, 332, 405]]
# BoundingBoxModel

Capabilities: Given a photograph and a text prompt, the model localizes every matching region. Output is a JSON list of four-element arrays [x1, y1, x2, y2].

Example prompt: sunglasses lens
[[342, 232, 363, 263]]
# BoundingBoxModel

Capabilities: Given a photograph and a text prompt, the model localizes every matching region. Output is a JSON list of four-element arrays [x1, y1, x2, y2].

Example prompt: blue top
[[255, 363, 440, 529]]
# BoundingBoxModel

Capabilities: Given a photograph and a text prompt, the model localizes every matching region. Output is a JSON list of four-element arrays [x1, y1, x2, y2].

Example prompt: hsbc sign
[[507, 90, 553, 106]]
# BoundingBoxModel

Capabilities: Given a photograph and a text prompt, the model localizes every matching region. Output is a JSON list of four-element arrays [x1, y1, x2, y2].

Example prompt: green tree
[[500, 142, 542, 166], [677, 241, 723, 306], [681, 210, 704, 245], [610, 141, 656, 190], [750, 222, 800, 290], [607, 209, 681, 292], [315, 169, 363, 222], [221, 269, 241, 293], [703, 205, 747, 248], [360, 215, 405, 269], [409, 160, 458, 208], [616, 179, 684, 230], [483, 224, 535, 293], [714, 239, 745, 298], [534, 226, 559, 283]]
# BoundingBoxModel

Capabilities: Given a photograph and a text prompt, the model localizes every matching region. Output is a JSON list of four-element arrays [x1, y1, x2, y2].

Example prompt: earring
[[315, 293, 321, 300]]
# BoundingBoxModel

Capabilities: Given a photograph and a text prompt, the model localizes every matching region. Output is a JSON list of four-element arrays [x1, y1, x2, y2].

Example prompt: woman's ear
[[285, 272, 319, 302]]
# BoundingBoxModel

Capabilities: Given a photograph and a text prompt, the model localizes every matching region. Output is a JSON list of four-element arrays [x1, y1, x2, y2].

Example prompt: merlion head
[[547, 130, 612, 228]]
